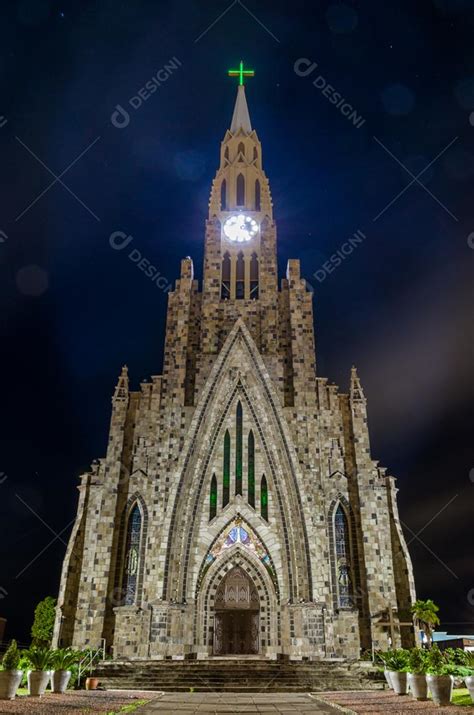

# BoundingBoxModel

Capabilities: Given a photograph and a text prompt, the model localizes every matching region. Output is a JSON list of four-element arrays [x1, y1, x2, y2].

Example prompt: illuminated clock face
[[223, 214, 258, 242]]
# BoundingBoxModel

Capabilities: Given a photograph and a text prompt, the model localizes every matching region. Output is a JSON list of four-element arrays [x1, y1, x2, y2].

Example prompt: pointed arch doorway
[[213, 566, 260, 655]]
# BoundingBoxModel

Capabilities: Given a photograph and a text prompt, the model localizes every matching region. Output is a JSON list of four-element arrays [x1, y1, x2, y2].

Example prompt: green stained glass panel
[[236, 402, 243, 495]]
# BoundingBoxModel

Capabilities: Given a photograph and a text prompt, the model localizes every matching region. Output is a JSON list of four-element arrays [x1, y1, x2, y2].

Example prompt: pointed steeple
[[230, 85, 252, 134], [350, 365, 366, 403], [112, 365, 129, 403]]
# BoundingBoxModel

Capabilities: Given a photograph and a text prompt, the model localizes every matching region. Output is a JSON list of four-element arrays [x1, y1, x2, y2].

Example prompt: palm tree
[[411, 599, 440, 648]]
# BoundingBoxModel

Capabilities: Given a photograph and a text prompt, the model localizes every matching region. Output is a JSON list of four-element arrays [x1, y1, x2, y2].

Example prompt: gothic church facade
[[53, 83, 416, 660]]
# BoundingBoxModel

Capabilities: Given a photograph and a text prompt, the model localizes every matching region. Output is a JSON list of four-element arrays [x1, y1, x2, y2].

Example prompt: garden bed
[[0, 689, 161, 714], [315, 688, 471, 713]]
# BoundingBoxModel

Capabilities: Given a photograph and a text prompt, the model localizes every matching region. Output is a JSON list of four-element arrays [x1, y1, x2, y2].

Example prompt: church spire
[[208, 64, 272, 219], [228, 60, 254, 133], [230, 85, 252, 133]]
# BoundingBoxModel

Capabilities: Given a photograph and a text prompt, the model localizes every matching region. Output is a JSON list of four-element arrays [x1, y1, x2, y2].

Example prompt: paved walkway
[[138, 692, 341, 714]]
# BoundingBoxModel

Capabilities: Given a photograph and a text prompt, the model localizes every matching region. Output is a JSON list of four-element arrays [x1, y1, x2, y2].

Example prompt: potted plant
[[25, 646, 54, 696], [385, 649, 409, 695], [0, 640, 23, 700], [407, 647, 428, 700], [464, 651, 474, 702], [411, 599, 440, 648], [376, 651, 394, 689], [51, 648, 80, 693], [426, 644, 453, 706]]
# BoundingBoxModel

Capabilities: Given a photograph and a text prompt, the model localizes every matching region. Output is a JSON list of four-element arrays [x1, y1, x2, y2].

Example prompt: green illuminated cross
[[228, 60, 255, 86]]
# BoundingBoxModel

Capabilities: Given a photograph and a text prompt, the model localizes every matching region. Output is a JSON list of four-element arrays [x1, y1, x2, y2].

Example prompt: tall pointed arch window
[[224, 147, 229, 162], [248, 430, 255, 508], [260, 475, 268, 521], [250, 252, 259, 300], [223, 430, 230, 507], [236, 252, 245, 299], [209, 474, 217, 520], [253, 146, 258, 162], [237, 142, 245, 159], [255, 179, 261, 211], [122, 503, 142, 605], [221, 251, 231, 299], [220, 179, 227, 210], [235, 402, 243, 495], [236, 173, 245, 206], [334, 505, 353, 607]]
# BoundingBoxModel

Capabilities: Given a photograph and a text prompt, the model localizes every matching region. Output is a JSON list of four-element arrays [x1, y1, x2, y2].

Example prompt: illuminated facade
[[54, 80, 416, 660]]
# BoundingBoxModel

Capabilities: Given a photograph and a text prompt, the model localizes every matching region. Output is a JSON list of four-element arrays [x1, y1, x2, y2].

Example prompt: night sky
[[0, 0, 473, 646]]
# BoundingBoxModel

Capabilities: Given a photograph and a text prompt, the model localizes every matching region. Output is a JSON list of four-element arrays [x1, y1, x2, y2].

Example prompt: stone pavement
[[138, 692, 341, 714]]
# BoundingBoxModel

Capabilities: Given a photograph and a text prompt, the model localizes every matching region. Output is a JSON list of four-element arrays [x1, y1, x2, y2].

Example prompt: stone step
[[91, 659, 384, 693]]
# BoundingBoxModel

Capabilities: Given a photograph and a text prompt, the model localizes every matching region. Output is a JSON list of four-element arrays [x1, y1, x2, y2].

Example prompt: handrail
[[77, 639, 106, 687]]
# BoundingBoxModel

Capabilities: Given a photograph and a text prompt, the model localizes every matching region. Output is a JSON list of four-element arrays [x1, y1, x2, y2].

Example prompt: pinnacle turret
[[350, 365, 366, 402], [112, 365, 129, 403]]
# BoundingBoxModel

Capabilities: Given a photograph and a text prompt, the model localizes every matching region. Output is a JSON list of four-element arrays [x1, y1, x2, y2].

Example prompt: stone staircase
[[92, 658, 385, 692]]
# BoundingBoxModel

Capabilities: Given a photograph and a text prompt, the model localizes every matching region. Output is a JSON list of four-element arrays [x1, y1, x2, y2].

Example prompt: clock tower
[[191, 71, 298, 407]]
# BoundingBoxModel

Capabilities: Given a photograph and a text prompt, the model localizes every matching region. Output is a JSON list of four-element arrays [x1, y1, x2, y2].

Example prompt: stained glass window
[[260, 475, 268, 521], [334, 505, 353, 608], [248, 430, 255, 507], [199, 518, 277, 589], [223, 430, 230, 507], [210, 473, 217, 520], [122, 504, 142, 605], [235, 402, 243, 495]]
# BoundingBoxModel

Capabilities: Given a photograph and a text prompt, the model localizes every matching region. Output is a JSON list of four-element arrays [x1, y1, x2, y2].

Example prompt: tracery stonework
[[53, 83, 416, 661]]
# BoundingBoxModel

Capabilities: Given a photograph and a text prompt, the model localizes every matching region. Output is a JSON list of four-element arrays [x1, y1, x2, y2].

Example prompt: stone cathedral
[[54, 76, 416, 662]]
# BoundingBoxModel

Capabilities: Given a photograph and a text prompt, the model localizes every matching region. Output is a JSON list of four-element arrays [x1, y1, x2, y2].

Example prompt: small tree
[[2, 640, 21, 671], [411, 599, 440, 648], [31, 596, 56, 647]]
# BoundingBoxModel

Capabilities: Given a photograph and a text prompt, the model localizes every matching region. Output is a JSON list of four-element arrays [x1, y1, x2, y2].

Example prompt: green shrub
[[378, 648, 410, 672], [426, 644, 449, 676], [1, 640, 20, 671], [25, 646, 54, 671], [408, 647, 427, 675], [51, 648, 82, 671], [464, 651, 474, 673], [30, 596, 56, 647], [444, 647, 468, 666]]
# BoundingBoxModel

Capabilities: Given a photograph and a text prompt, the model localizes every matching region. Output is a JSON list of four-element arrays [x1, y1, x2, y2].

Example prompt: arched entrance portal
[[213, 567, 260, 655]]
